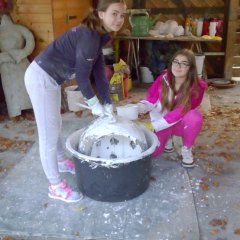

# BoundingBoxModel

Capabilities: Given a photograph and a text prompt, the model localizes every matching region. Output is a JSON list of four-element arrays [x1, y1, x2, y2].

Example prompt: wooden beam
[[224, 0, 239, 79], [171, 0, 185, 14], [149, 7, 225, 15]]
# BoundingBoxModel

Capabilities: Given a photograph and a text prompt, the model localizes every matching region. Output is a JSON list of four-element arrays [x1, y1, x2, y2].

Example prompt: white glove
[[103, 104, 114, 117], [103, 104, 116, 122], [137, 102, 148, 114], [85, 96, 104, 116]]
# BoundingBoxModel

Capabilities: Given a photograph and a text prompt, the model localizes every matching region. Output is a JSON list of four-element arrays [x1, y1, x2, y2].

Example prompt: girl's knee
[[184, 110, 203, 125]]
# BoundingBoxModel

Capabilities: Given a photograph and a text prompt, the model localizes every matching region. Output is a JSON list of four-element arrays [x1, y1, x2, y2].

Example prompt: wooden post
[[224, 0, 238, 79], [132, 0, 145, 9]]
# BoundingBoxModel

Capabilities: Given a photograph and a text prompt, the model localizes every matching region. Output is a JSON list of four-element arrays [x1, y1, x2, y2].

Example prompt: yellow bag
[[141, 122, 155, 132], [109, 73, 124, 101]]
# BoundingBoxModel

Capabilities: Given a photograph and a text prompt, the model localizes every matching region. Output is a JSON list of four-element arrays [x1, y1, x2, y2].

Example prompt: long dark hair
[[81, 0, 126, 34], [161, 49, 200, 113]]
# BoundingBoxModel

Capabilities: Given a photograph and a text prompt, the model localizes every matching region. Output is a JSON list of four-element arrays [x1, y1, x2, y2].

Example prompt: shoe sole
[[48, 193, 83, 203], [181, 161, 195, 168], [59, 169, 75, 174], [164, 148, 174, 153]]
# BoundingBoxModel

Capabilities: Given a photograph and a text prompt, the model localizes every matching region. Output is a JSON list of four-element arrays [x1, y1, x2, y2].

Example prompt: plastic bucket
[[66, 126, 159, 202], [140, 67, 154, 83], [64, 85, 85, 112], [116, 104, 138, 120], [195, 55, 205, 78]]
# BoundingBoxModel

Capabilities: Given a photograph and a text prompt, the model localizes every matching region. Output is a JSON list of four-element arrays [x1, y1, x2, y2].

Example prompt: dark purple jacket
[[35, 26, 111, 104]]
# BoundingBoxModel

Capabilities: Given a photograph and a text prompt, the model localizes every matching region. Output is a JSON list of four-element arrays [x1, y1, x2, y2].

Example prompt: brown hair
[[161, 49, 200, 113], [81, 0, 126, 34]]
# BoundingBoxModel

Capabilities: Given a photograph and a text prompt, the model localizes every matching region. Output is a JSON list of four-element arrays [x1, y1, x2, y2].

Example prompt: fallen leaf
[[43, 203, 48, 209], [150, 176, 156, 181], [213, 181, 220, 188], [234, 228, 240, 235], [0, 136, 15, 150], [209, 218, 228, 227], [209, 229, 220, 235], [75, 111, 83, 118], [200, 182, 209, 190], [2, 236, 16, 240], [26, 129, 35, 136], [74, 206, 87, 212], [219, 152, 233, 161]]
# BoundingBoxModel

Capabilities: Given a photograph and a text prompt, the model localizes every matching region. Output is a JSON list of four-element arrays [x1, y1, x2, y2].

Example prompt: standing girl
[[25, 0, 127, 202], [137, 49, 207, 167]]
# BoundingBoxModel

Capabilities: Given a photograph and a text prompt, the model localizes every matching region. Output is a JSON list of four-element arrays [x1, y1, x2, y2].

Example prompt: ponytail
[[81, 8, 106, 34]]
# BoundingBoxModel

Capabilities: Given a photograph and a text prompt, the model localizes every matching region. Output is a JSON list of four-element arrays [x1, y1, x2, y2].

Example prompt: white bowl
[[116, 104, 138, 120]]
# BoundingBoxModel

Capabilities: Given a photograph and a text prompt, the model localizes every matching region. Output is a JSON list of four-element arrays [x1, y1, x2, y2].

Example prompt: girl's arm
[[144, 74, 162, 103], [138, 73, 165, 113], [92, 52, 112, 104], [159, 79, 207, 126], [75, 41, 97, 100]]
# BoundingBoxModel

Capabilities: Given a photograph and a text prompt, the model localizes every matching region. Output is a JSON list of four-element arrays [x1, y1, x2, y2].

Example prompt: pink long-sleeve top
[[141, 70, 207, 126]]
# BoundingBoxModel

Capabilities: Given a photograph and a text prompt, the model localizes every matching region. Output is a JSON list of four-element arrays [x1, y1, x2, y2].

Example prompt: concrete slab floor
[[0, 82, 239, 240]]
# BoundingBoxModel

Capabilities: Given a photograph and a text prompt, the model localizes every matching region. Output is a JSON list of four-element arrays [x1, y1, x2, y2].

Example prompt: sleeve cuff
[[152, 118, 178, 132], [85, 95, 98, 107]]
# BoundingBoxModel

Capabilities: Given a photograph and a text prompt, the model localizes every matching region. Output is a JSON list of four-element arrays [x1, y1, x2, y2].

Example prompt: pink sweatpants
[[153, 109, 203, 157]]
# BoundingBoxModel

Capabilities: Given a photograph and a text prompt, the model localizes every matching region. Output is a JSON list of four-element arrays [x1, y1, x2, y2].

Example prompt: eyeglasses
[[172, 60, 190, 69]]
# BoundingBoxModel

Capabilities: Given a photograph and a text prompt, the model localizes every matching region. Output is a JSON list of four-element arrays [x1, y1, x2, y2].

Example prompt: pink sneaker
[[58, 159, 75, 174], [48, 179, 83, 203]]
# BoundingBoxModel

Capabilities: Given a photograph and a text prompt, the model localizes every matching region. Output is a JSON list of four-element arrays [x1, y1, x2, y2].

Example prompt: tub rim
[[66, 125, 159, 167]]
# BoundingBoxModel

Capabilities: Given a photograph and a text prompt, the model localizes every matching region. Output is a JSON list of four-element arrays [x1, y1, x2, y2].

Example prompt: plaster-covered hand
[[0, 52, 14, 64], [103, 104, 114, 117], [103, 104, 116, 122], [85, 96, 104, 117]]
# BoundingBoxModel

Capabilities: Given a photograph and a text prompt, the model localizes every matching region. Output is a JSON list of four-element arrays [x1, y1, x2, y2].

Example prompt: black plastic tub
[[66, 127, 158, 202], [74, 155, 152, 202]]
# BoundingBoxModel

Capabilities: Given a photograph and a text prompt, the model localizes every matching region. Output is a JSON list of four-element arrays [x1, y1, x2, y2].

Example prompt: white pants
[[25, 61, 66, 184]]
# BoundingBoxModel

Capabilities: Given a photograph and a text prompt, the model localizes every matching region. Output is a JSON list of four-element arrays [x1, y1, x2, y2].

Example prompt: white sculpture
[[152, 20, 184, 37], [0, 14, 35, 117]]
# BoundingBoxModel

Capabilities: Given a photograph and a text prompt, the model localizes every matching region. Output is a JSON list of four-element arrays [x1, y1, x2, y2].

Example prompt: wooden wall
[[9, 0, 91, 59], [10, 0, 54, 59], [125, 0, 225, 26], [6, 0, 237, 79], [52, 0, 91, 38], [8, 0, 227, 60]]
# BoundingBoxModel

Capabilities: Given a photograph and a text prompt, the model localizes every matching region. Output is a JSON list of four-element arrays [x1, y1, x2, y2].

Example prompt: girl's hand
[[137, 102, 148, 114], [103, 104, 113, 117], [85, 96, 104, 117]]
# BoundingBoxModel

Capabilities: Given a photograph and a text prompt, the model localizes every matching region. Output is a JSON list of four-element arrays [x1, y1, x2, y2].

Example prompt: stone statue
[[0, 14, 35, 117]]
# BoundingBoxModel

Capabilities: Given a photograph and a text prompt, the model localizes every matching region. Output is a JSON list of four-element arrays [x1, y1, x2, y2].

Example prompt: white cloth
[[25, 61, 65, 184]]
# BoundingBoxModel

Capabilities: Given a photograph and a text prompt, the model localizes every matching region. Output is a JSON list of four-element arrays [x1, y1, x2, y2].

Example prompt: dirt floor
[[0, 81, 240, 240]]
